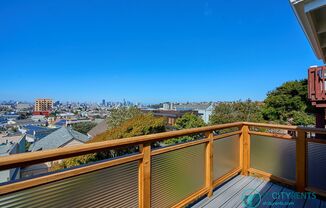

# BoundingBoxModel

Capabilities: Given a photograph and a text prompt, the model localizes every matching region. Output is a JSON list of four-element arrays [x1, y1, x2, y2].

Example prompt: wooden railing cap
[[2, 121, 326, 171], [0, 122, 243, 171]]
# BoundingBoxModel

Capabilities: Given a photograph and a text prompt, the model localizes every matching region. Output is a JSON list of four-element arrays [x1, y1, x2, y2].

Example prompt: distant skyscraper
[[54, 101, 61, 107], [34, 98, 53, 115], [102, 99, 106, 106]]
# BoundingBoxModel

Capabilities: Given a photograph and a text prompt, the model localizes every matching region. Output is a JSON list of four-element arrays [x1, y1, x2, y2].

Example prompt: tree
[[164, 113, 205, 144], [262, 79, 314, 126], [51, 113, 166, 170], [106, 107, 142, 130], [51, 153, 97, 171], [174, 113, 205, 130], [92, 113, 166, 143], [209, 100, 264, 125], [71, 122, 97, 134]]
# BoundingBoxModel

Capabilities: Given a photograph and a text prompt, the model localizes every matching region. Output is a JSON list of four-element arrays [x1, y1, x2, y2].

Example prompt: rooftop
[[175, 103, 213, 110], [290, 0, 326, 62], [0, 134, 23, 145], [29, 127, 90, 151], [0, 143, 15, 156], [87, 119, 107, 137], [23, 125, 58, 140]]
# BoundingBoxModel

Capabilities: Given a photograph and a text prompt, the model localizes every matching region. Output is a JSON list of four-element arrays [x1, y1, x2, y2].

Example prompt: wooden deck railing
[[243, 122, 326, 198], [0, 122, 326, 207]]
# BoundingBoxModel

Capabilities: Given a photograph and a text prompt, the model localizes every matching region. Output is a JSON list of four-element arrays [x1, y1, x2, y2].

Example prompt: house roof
[[23, 125, 58, 140], [0, 135, 23, 145], [290, 0, 326, 62], [29, 127, 90, 151], [87, 120, 107, 137], [0, 143, 15, 156], [175, 103, 213, 110], [14, 118, 47, 126], [55, 120, 67, 126]]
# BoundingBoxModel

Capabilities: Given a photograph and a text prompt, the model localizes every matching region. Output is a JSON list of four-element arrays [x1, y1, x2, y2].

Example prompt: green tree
[[52, 113, 166, 170], [209, 100, 264, 125], [92, 113, 166, 143], [164, 113, 205, 144], [106, 107, 142, 129], [51, 153, 97, 171], [71, 122, 97, 134], [175, 113, 205, 130], [262, 79, 314, 126]]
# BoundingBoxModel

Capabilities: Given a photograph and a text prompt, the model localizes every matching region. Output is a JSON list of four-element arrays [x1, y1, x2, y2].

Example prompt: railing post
[[138, 143, 151, 208], [205, 131, 214, 197], [296, 129, 306, 192], [240, 124, 250, 176]]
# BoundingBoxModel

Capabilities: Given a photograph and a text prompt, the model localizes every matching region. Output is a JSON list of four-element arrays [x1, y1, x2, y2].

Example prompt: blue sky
[[0, 0, 323, 103]]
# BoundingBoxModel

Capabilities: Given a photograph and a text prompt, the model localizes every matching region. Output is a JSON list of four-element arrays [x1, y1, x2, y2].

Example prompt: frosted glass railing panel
[[250, 135, 296, 180], [0, 161, 139, 208], [213, 135, 240, 180], [151, 143, 205, 208], [308, 142, 326, 190]]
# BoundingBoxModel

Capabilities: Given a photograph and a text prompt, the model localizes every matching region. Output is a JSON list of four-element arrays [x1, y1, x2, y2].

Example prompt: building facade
[[34, 99, 53, 112], [175, 103, 214, 123]]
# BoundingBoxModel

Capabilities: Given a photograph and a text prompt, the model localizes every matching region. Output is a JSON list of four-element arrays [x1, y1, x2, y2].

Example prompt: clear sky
[[0, 0, 323, 103]]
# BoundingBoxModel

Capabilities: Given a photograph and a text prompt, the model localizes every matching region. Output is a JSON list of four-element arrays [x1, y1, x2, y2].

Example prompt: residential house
[[141, 109, 200, 125], [175, 103, 214, 123], [87, 119, 107, 138], [29, 127, 90, 152], [22, 127, 90, 178], [20, 125, 58, 143], [0, 135, 26, 183]]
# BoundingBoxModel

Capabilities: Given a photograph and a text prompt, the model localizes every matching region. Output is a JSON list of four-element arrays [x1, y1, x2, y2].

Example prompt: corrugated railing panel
[[308, 142, 326, 190], [250, 135, 296, 181], [0, 161, 139, 208], [213, 135, 240, 180], [151, 143, 205, 208]]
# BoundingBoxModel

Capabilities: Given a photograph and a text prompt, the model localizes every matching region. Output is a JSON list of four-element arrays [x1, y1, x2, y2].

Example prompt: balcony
[[0, 122, 326, 207], [308, 65, 326, 107]]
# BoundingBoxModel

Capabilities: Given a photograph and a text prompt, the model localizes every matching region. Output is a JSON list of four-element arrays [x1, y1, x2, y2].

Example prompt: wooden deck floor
[[192, 175, 326, 208]]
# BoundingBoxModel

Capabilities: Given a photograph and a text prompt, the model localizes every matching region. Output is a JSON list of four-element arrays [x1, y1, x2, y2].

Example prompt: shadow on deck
[[192, 175, 326, 208]]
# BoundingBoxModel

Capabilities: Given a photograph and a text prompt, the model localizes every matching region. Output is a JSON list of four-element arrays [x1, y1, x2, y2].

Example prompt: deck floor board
[[320, 200, 326, 208], [221, 177, 263, 208], [191, 175, 326, 208], [304, 198, 321, 208], [235, 179, 271, 208], [203, 177, 254, 208]]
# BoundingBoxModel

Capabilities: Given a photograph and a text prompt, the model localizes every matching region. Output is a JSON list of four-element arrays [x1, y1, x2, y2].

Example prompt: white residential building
[[175, 103, 214, 123]]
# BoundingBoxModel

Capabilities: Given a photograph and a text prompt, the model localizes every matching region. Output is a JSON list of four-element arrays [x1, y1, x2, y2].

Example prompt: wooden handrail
[[243, 122, 298, 130], [0, 122, 243, 171], [1, 121, 326, 171], [306, 138, 326, 144], [0, 154, 143, 195], [245, 121, 326, 134], [248, 168, 296, 187], [2, 121, 326, 207], [249, 131, 296, 140]]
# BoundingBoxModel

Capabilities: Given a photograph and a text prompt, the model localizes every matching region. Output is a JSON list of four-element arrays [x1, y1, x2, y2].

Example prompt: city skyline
[[0, 0, 324, 103], [0, 98, 224, 105]]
